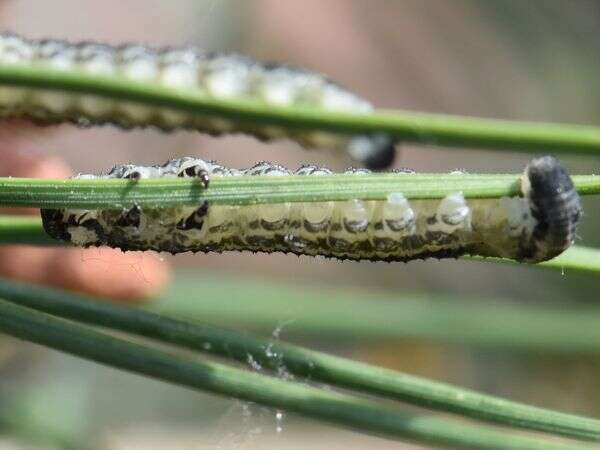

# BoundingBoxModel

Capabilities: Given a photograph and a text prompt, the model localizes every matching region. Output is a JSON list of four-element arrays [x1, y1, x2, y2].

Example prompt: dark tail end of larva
[[347, 133, 397, 170], [520, 156, 582, 262], [40, 209, 70, 242]]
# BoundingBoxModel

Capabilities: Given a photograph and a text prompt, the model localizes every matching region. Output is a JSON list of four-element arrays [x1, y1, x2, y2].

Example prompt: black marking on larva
[[39, 156, 582, 263], [123, 171, 141, 180], [246, 161, 290, 176], [330, 222, 343, 232], [343, 218, 369, 234], [296, 165, 333, 176], [260, 218, 287, 231], [79, 218, 107, 245], [441, 213, 461, 226], [109, 164, 140, 179], [116, 205, 142, 228], [393, 168, 416, 174], [176, 214, 203, 231], [344, 167, 372, 175], [0, 32, 397, 168], [65, 213, 82, 227], [176, 201, 209, 231], [385, 218, 411, 232], [304, 219, 329, 233], [62, 212, 106, 243], [177, 164, 210, 188], [247, 220, 261, 230]]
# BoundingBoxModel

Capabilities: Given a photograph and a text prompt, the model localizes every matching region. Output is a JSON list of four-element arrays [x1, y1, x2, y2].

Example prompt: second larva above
[[0, 33, 396, 169]]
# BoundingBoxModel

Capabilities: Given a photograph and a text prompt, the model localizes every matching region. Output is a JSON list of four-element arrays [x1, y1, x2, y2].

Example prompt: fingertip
[[0, 246, 50, 280], [0, 152, 72, 179], [30, 154, 72, 180]]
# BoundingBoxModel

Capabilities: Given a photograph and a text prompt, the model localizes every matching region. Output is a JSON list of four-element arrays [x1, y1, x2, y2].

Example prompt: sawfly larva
[[40, 156, 581, 263], [0, 33, 395, 169]]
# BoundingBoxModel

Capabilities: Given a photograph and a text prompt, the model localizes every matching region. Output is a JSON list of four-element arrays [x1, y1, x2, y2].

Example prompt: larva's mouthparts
[[0, 32, 396, 169], [40, 156, 581, 264], [520, 156, 582, 262]]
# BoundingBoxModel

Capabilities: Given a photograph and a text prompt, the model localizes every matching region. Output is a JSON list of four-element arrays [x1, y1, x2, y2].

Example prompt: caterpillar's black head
[[520, 156, 581, 262], [347, 133, 396, 170]]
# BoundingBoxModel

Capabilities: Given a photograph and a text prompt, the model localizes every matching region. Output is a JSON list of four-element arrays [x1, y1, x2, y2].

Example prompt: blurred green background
[[1, 1, 600, 448]]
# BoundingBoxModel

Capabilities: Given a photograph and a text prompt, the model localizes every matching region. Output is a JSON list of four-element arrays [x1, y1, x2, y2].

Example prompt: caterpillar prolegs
[[41, 156, 581, 263], [0, 33, 395, 169]]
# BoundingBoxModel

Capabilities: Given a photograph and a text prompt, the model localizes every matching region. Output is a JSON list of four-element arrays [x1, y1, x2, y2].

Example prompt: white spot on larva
[[347, 136, 377, 162], [205, 71, 247, 98], [260, 71, 299, 106], [275, 410, 285, 433], [160, 61, 200, 126], [157, 63, 201, 126], [121, 56, 159, 82], [0, 38, 31, 105], [383, 193, 415, 232], [81, 56, 117, 76], [321, 85, 371, 112], [430, 192, 471, 233], [118, 51, 160, 121], [342, 199, 370, 232], [0, 36, 33, 64], [441, 193, 470, 223], [77, 51, 118, 115], [204, 57, 250, 99], [35, 48, 77, 113], [160, 64, 198, 90], [46, 53, 76, 72]]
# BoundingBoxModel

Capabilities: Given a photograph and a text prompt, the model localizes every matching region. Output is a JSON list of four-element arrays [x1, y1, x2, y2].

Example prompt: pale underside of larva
[[40, 156, 582, 263], [0, 33, 395, 169]]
